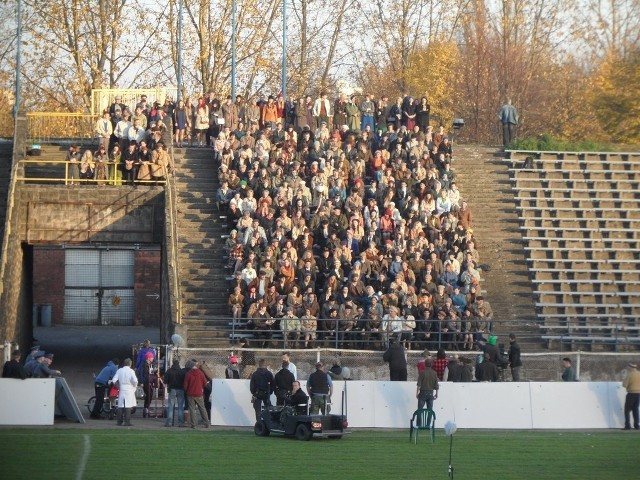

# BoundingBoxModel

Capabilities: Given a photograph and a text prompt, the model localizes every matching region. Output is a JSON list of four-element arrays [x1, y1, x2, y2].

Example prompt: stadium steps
[[172, 147, 230, 347], [453, 146, 540, 350]]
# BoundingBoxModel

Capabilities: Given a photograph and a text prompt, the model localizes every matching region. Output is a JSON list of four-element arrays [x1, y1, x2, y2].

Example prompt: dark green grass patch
[[0, 429, 636, 479]]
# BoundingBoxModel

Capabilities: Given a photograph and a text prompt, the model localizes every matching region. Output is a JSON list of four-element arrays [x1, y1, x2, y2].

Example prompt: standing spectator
[[432, 348, 449, 381], [250, 358, 274, 421], [135, 340, 155, 373], [498, 97, 518, 146], [508, 333, 522, 381], [307, 361, 333, 415], [416, 358, 439, 411], [184, 359, 210, 428], [225, 356, 240, 379], [416, 349, 432, 374], [383, 337, 408, 381], [622, 362, 640, 430], [561, 357, 578, 382], [163, 359, 187, 428], [90, 358, 119, 419], [138, 352, 155, 418], [476, 352, 499, 382], [313, 92, 331, 130], [111, 358, 138, 427], [95, 110, 113, 151], [2, 350, 27, 379], [66, 145, 81, 185], [282, 352, 297, 380], [173, 99, 190, 147]]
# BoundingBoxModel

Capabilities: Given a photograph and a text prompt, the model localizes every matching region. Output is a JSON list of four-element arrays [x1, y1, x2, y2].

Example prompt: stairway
[[453, 146, 541, 349], [172, 147, 231, 347]]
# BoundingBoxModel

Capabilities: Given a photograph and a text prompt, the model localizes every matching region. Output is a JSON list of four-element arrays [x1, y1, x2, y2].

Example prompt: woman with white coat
[[111, 358, 138, 426]]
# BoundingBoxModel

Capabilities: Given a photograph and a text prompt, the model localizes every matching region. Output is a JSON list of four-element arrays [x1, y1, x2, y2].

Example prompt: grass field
[[0, 428, 636, 479]]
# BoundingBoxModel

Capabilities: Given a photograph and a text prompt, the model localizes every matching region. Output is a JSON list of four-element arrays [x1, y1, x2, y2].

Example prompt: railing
[[15, 159, 167, 185], [165, 144, 182, 326], [0, 113, 25, 334], [184, 315, 640, 352], [26, 112, 97, 145]]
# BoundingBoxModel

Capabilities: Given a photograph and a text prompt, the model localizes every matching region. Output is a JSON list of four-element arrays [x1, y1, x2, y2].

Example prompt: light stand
[[451, 118, 464, 144], [444, 420, 457, 479]]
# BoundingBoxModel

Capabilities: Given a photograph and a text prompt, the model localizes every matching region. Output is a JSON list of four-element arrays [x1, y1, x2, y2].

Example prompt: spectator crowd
[[204, 90, 495, 351]]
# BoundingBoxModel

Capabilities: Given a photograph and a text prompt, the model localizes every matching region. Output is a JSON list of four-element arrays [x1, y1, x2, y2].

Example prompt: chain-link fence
[[154, 346, 637, 383]]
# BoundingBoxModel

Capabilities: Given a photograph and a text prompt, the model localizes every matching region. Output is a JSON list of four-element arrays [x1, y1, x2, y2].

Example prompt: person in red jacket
[[183, 360, 210, 429]]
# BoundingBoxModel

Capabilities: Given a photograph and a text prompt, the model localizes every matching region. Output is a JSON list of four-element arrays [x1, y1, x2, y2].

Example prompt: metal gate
[[63, 249, 135, 325]]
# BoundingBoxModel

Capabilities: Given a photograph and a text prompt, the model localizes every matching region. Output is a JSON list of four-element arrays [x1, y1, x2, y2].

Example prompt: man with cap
[[32, 353, 62, 378], [622, 362, 640, 430], [23, 346, 42, 377], [307, 361, 333, 414], [164, 359, 187, 427], [2, 350, 27, 379], [184, 359, 210, 428]]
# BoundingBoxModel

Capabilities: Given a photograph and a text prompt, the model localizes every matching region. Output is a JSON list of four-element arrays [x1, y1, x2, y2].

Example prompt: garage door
[[63, 249, 135, 325]]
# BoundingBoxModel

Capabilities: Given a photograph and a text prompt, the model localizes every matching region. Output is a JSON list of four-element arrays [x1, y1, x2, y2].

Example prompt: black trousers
[[624, 392, 639, 429], [502, 123, 515, 146], [91, 383, 107, 418]]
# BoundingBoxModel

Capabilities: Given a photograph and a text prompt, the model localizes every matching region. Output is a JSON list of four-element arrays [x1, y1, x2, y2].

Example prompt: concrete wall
[[211, 380, 628, 429], [0, 185, 165, 347]]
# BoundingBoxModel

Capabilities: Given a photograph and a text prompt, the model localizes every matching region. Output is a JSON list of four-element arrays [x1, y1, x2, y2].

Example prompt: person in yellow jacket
[[622, 362, 640, 430]]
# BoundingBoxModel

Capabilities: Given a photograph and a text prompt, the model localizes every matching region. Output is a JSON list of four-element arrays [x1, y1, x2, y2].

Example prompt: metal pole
[[281, 0, 286, 99], [231, 0, 236, 100], [177, 0, 183, 102], [14, 0, 22, 117]]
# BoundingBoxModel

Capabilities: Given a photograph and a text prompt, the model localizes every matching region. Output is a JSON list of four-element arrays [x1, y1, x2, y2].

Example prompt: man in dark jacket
[[2, 350, 27, 379], [164, 359, 187, 427], [508, 333, 522, 381], [383, 338, 408, 381], [286, 380, 309, 414], [307, 362, 333, 414], [184, 360, 210, 428], [274, 361, 295, 406], [250, 359, 274, 421], [476, 353, 499, 382]]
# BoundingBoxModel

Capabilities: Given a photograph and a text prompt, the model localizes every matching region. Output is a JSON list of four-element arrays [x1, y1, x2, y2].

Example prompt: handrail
[[165, 156, 182, 325], [14, 158, 167, 185], [26, 112, 97, 144], [0, 115, 25, 333]]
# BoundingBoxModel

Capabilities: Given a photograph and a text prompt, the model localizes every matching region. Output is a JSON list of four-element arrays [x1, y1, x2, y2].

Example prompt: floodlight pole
[[177, 0, 183, 102], [281, 0, 287, 99], [231, 0, 237, 100], [14, 0, 22, 117]]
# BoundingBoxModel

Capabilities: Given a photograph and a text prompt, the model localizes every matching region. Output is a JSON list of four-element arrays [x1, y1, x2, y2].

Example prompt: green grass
[[0, 428, 636, 479], [507, 133, 639, 152]]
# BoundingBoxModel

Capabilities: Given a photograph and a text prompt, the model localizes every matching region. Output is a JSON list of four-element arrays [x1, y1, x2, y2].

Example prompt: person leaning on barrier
[[561, 357, 578, 382], [307, 361, 333, 415], [2, 350, 27, 379], [32, 353, 62, 378]]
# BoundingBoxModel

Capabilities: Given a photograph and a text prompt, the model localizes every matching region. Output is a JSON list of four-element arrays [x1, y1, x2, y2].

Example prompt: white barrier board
[[0, 379, 55, 425], [211, 380, 628, 429]]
